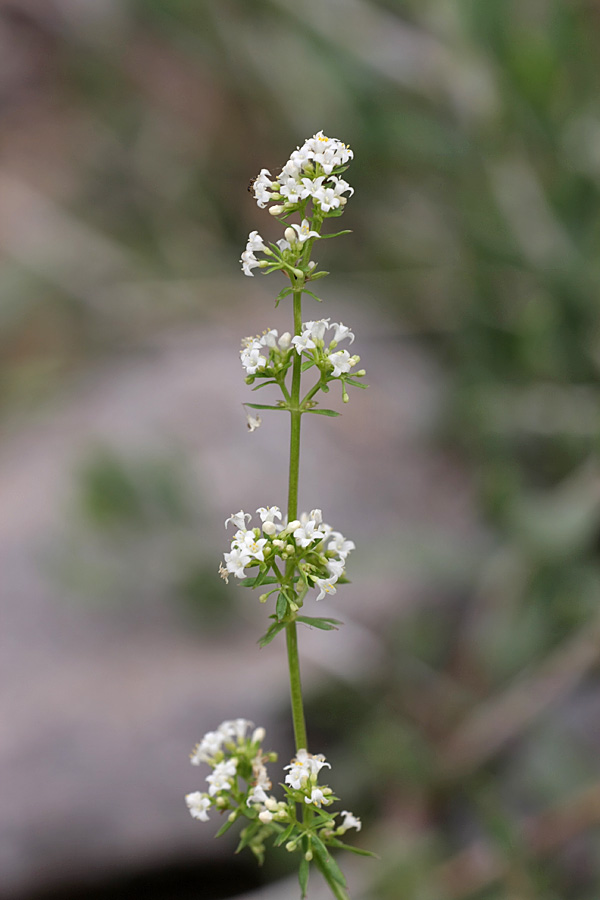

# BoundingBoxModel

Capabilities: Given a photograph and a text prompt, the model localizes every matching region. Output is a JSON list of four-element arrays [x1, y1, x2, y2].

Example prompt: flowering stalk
[[186, 132, 373, 899]]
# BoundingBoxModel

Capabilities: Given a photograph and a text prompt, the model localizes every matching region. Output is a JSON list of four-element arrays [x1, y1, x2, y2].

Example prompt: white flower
[[253, 168, 275, 208], [246, 412, 261, 432], [240, 341, 268, 375], [219, 718, 253, 741], [239, 531, 268, 561], [260, 328, 278, 348], [305, 787, 327, 807], [313, 185, 340, 212], [339, 810, 362, 832], [304, 318, 330, 342], [278, 332, 292, 350], [328, 349, 353, 377], [279, 177, 311, 203], [314, 577, 338, 601], [190, 730, 224, 765], [276, 238, 291, 251], [327, 558, 345, 580], [225, 510, 252, 531], [247, 230, 268, 253], [224, 546, 252, 579], [309, 508, 323, 525], [257, 506, 282, 524], [284, 749, 331, 789], [329, 176, 354, 199], [328, 531, 356, 558], [259, 809, 274, 823], [206, 758, 237, 796], [293, 520, 326, 548], [186, 792, 211, 821], [291, 332, 316, 354], [330, 322, 355, 345], [247, 784, 271, 807], [288, 219, 320, 244], [240, 248, 260, 277]]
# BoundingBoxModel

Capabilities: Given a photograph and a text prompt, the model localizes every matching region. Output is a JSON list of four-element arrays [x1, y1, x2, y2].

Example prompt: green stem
[[286, 286, 308, 752]]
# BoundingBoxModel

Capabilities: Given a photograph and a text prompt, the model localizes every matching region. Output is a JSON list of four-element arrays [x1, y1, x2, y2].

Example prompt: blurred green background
[[3, 1, 600, 899]]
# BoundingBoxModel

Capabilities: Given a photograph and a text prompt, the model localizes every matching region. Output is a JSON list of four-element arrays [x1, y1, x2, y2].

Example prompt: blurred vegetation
[[3, 0, 600, 897]]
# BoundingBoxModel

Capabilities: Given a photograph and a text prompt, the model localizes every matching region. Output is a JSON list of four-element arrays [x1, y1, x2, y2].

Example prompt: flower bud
[[292, 268, 304, 279], [258, 260, 269, 268], [259, 593, 270, 603], [356, 369, 366, 376], [305, 850, 313, 862], [228, 811, 237, 821], [343, 391, 349, 404], [285, 544, 295, 555], [288, 520, 301, 531], [269, 205, 284, 216], [284, 227, 296, 244], [278, 332, 292, 350], [252, 726, 266, 743], [265, 796, 278, 810], [285, 840, 297, 852], [262, 521, 276, 536], [340, 196, 347, 205], [273, 539, 285, 549], [308, 261, 316, 270], [259, 810, 273, 824], [350, 355, 360, 365]]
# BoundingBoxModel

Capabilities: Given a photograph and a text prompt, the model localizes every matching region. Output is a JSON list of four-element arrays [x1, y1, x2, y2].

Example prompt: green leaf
[[325, 837, 379, 858], [251, 566, 272, 588], [308, 270, 329, 280], [299, 856, 310, 897], [276, 286, 293, 301], [343, 377, 368, 389], [302, 289, 323, 302], [237, 576, 279, 587], [296, 615, 343, 630], [304, 408, 341, 417], [301, 360, 316, 372], [214, 817, 236, 838], [236, 822, 258, 853], [324, 207, 345, 218], [276, 592, 288, 621], [274, 821, 296, 847], [244, 403, 286, 411], [319, 230, 351, 240], [311, 836, 347, 887], [257, 621, 286, 648], [252, 380, 279, 391]]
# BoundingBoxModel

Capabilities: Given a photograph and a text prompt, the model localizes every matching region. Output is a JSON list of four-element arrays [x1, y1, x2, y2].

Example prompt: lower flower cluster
[[185, 718, 362, 871]]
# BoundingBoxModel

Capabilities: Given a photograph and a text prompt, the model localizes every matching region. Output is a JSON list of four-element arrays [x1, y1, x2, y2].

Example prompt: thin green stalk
[[286, 286, 308, 752]]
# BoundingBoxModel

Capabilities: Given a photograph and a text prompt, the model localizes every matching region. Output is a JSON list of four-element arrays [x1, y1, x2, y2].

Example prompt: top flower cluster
[[252, 130, 354, 214]]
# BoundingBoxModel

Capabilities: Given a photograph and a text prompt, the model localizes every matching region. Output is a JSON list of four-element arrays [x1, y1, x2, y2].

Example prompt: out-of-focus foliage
[[2, 0, 600, 897]]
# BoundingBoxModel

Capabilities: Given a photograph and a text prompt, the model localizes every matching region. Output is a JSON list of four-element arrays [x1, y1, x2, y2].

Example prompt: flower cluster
[[240, 328, 292, 376], [186, 720, 361, 863], [221, 507, 354, 605], [291, 317, 362, 379], [252, 131, 354, 215]]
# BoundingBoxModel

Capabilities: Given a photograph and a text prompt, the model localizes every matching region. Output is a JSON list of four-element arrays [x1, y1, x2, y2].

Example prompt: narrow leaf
[[296, 615, 343, 631], [252, 380, 279, 391], [276, 287, 293, 301], [276, 592, 288, 621], [301, 360, 316, 372], [299, 856, 310, 897], [325, 837, 379, 858], [237, 576, 279, 587], [312, 836, 347, 887], [274, 822, 296, 847], [343, 377, 368, 389], [308, 270, 330, 281], [304, 408, 341, 417], [257, 622, 286, 648], [319, 230, 352, 240], [302, 289, 323, 302], [244, 403, 286, 411], [214, 817, 236, 838]]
